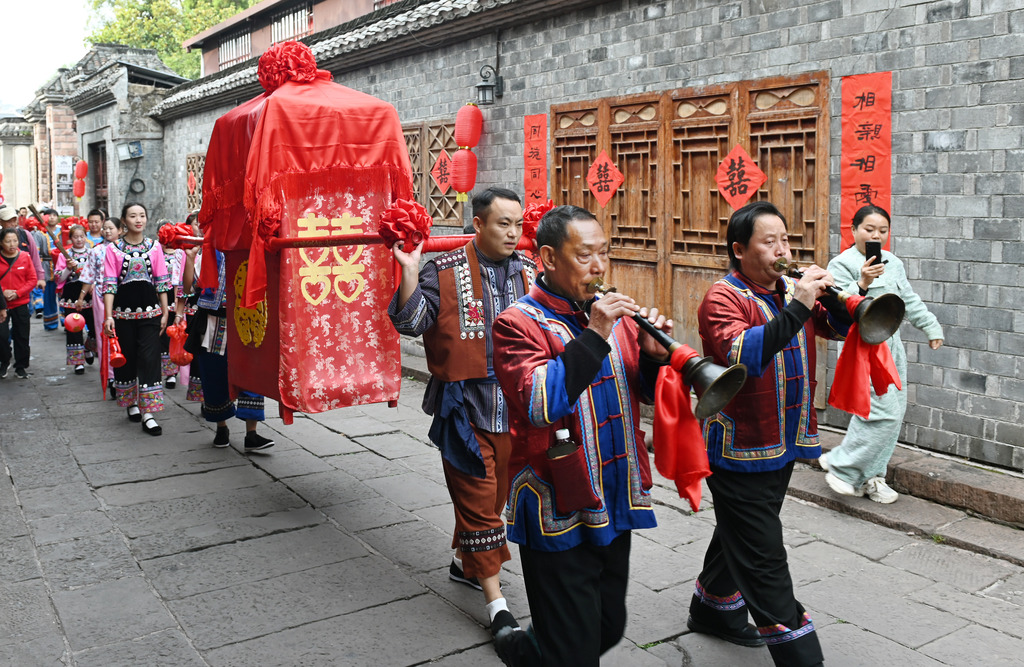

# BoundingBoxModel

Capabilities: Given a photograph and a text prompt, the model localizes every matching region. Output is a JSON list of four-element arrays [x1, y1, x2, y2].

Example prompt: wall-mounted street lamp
[[476, 64, 504, 106]]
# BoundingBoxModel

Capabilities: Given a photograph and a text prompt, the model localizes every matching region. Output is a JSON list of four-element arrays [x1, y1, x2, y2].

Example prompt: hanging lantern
[[454, 103, 483, 148], [451, 149, 477, 203], [74, 160, 89, 179], [73, 179, 86, 199]]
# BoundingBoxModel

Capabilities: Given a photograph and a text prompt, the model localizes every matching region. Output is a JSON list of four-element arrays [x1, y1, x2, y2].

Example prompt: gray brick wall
[[158, 0, 1023, 470]]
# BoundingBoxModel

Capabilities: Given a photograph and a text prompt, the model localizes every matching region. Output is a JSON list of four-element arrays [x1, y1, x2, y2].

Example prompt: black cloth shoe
[[142, 415, 162, 436], [108, 380, 116, 400], [15, 367, 28, 379], [449, 560, 483, 591], [490, 610, 520, 638], [493, 620, 541, 667], [0, 363, 8, 379], [85, 353, 94, 365], [244, 431, 275, 452], [74, 365, 85, 375], [213, 426, 230, 448], [165, 375, 176, 389], [687, 615, 765, 647], [127, 405, 142, 422]]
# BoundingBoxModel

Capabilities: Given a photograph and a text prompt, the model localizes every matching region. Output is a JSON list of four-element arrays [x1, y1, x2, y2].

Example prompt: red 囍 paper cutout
[[715, 145, 766, 210], [587, 150, 623, 208], [431, 150, 452, 195]]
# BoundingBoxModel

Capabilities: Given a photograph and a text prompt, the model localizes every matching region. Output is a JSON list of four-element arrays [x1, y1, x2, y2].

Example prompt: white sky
[[0, 0, 92, 115]]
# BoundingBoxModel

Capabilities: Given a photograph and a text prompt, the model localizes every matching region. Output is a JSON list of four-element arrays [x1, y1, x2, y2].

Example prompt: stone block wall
[[159, 0, 1023, 469]]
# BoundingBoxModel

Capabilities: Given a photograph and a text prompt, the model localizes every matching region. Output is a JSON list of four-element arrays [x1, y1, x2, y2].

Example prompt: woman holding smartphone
[[823, 205, 944, 503]]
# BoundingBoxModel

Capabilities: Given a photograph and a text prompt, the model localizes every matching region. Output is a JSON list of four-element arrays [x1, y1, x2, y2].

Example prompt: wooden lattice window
[[551, 72, 830, 399], [403, 121, 463, 227], [186, 153, 205, 213]]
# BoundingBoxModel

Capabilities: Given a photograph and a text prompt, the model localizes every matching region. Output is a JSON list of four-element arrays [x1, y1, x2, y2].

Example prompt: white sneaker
[[819, 452, 830, 472], [863, 477, 899, 504], [825, 472, 864, 497]]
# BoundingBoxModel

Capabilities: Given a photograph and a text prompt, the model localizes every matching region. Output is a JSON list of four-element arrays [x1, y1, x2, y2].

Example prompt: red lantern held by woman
[[451, 149, 477, 203], [454, 103, 483, 148], [73, 179, 86, 199], [65, 312, 86, 332], [74, 160, 88, 179]]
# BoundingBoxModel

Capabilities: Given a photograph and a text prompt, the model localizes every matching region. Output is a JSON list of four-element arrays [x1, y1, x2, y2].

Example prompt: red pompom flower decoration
[[522, 199, 554, 245], [157, 222, 196, 250], [379, 199, 433, 250], [258, 40, 325, 93]]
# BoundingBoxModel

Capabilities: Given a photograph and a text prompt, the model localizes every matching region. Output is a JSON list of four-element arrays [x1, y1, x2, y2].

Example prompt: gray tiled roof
[[150, 0, 517, 119]]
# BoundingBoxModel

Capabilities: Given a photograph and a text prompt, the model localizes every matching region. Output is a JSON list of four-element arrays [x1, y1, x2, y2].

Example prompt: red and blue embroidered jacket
[[493, 279, 659, 552], [698, 271, 850, 473]]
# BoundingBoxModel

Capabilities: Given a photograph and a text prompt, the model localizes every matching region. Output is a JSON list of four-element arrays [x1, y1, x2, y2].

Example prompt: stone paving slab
[[37, 530, 139, 590], [362, 470, 452, 511], [107, 482, 306, 539], [80, 447, 246, 487], [17, 481, 99, 520], [324, 449, 410, 480], [281, 468, 371, 507], [356, 431, 435, 459], [909, 582, 1024, 641], [51, 576, 178, 652], [322, 496, 418, 533], [359, 518, 452, 573], [264, 417, 362, 457], [0, 535, 41, 584], [69, 430, 219, 465], [96, 464, 271, 506], [142, 523, 366, 600], [4, 450, 88, 490], [816, 621, 947, 667], [73, 628, 206, 667], [170, 556, 425, 650], [879, 541, 1019, 593], [938, 515, 1024, 567], [918, 623, 1024, 666], [34, 497, 97, 544], [202, 594, 490, 667], [130, 506, 324, 561], [247, 446, 337, 479], [780, 495, 917, 561], [0, 579, 63, 651]]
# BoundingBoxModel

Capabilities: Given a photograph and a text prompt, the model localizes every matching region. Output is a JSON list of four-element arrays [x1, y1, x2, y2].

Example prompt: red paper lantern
[[73, 179, 86, 199], [451, 149, 477, 202], [74, 160, 89, 179], [64, 312, 86, 332], [454, 103, 483, 148]]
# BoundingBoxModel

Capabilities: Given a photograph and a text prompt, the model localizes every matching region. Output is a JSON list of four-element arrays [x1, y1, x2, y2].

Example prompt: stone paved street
[[2, 319, 1023, 666]]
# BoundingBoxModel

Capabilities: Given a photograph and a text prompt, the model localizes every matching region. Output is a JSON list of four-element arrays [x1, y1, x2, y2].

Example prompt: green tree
[[88, 0, 256, 79]]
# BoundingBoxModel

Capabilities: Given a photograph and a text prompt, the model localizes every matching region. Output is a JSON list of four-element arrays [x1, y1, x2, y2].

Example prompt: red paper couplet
[[586, 150, 623, 208], [715, 144, 766, 211], [841, 71, 892, 251], [431, 149, 452, 195], [523, 114, 548, 204]]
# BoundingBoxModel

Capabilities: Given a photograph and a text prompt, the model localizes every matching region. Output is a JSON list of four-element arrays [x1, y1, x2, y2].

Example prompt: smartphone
[[865, 241, 883, 266]]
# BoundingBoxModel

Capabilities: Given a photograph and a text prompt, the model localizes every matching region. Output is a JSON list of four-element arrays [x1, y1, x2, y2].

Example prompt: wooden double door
[[550, 72, 831, 401]]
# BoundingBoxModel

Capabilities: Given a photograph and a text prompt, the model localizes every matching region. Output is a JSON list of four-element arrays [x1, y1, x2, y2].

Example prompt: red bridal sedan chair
[[198, 42, 412, 422]]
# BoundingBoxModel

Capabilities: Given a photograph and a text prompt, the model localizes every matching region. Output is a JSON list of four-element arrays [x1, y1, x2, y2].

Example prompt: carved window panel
[[552, 104, 599, 210], [608, 99, 660, 255], [402, 121, 462, 226], [186, 153, 205, 213]]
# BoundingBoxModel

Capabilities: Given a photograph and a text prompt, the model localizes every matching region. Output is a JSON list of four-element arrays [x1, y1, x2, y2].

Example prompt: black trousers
[[113, 317, 163, 411], [690, 462, 823, 667], [0, 304, 31, 370], [519, 531, 631, 667]]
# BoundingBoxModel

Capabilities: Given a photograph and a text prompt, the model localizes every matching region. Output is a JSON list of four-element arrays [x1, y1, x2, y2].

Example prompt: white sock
[[486, 597, 509, 623], [452, 555, 463, 570]]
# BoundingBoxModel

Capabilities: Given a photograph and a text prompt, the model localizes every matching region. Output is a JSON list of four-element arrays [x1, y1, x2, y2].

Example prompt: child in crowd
[[102, 203, 172, 436], [54, 224, 96, 374], [81, 216, 122, 397], [823, 205, 944, 504], [0, 227, 38, 379]]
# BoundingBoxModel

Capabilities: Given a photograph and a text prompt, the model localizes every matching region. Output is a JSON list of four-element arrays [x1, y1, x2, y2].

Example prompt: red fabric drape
[[653, 345, 711, 511], [241, 73, 413, 306], [828, 295, 902, 418]]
